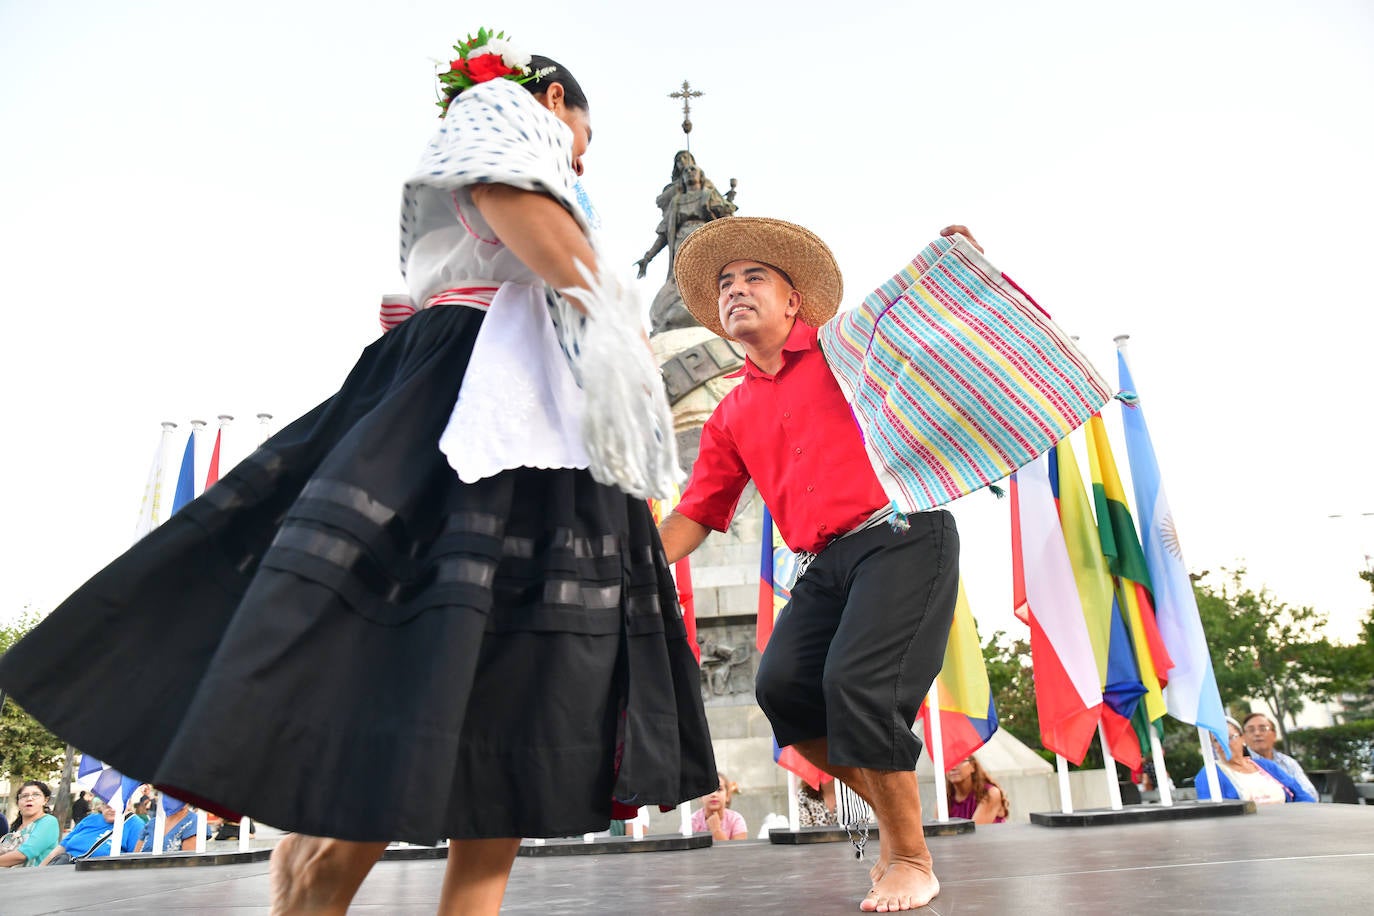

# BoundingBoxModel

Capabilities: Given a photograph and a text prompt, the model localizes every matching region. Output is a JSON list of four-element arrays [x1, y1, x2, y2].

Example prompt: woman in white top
[[0, 31, 715, 916]]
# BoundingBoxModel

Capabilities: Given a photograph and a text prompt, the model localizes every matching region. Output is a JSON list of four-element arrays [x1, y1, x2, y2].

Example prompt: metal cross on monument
[[669, 79, 703, 149]]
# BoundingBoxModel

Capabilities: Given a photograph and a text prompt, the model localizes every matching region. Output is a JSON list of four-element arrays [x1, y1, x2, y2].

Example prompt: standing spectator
[[0, 782, 60, 867], [691, 772, 748, 840], [40, 800, 142, 864], [70, 791, 91, 826], [945, 756, 1008, 824], [1242, 712, 1319, 801]]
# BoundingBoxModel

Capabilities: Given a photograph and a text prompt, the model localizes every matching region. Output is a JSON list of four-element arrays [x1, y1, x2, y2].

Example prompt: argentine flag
[[1116, 343, 1228, 748]]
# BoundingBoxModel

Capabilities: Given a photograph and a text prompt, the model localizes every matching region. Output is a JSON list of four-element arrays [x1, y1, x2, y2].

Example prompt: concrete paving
[[3, 804, 1372, 914]]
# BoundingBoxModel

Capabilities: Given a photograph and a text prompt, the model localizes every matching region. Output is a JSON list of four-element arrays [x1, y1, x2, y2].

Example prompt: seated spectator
[[134, 797, 208, 853], [946, 755, 1008, 824], [40, 799, 142, 864], [690, 772, 748, 840], [797, 777, 838, 827], [0, 810, 8, 837], [1196, 716, 1316, 804], [0, 782, 60, 867], [1242, 712, 1319, 801]]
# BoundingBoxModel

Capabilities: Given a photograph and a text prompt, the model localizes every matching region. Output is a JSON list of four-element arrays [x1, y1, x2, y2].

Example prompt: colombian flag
[[918, 580, 998, 768], [1084, 415, 1173, 727]]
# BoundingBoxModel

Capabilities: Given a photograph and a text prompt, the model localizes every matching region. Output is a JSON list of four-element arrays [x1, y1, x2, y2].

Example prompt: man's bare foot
[[859, 857, 939, 912], [867, 840, 888, 888]]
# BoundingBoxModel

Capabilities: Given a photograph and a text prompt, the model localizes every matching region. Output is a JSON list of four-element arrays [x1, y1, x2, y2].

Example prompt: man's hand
[[940, 224, 984, 253]]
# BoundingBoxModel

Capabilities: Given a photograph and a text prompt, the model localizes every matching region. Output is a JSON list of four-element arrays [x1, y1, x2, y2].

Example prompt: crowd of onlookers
[[0, 783, 222, 867], [0, 712, 1331, 866]]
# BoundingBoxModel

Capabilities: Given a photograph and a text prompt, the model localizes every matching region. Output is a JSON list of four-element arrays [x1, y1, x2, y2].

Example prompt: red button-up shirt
[[675, 320, 890, 554]]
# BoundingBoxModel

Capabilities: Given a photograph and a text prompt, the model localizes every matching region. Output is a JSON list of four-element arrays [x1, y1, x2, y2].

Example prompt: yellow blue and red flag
[[918, 580, 998, 767]]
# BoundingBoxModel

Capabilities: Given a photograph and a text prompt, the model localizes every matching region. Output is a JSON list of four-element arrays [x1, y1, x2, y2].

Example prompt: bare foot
[[269, 833, 386, 916], [859, 858, 939, 912], [868, 839, 888, 888]]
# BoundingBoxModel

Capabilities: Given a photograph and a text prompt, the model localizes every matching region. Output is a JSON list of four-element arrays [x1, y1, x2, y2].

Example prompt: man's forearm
[[659, 510, 710, 564]]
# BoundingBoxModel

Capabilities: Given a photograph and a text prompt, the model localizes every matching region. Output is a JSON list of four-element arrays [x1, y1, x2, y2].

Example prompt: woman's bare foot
[[269, 833, 386, 915], [859, 854, 939, 912]]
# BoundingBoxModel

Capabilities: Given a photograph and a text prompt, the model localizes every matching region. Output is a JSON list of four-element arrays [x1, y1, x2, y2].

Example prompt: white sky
[[2, 0, 1372, 644]]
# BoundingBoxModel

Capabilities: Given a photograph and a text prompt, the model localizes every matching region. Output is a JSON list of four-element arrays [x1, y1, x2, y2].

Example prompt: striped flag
[[758, 505, 780, 656], [76, 755, 140, 811], [918, 580, 998, 766], [1116, 344, 1228, 747], [1051, 440, 1145, 770], [1010, 456, 1103, 763]]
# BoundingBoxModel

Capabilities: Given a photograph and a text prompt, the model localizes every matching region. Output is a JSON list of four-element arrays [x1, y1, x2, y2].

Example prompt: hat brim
[[673, 217, 843, 340]]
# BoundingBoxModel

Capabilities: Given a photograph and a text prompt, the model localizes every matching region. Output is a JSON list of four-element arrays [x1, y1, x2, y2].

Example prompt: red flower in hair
[[455, 52, 517, 84]]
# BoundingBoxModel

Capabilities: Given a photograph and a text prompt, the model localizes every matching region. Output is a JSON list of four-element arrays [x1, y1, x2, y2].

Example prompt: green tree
[[1194, 570, 1360, 734], [0, 609, 65, 786], [984, 629, 1042, 752]]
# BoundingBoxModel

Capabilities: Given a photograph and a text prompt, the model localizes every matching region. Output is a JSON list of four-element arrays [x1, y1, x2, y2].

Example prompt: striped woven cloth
[[819, 235, 1111, 515]]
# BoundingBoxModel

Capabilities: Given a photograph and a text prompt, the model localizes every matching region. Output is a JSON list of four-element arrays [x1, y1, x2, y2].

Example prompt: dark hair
[[17, 780, 51, 802], [521, 55, 589, 111], [1242, 711, 1273, 728], [441, 54, 589, 114]]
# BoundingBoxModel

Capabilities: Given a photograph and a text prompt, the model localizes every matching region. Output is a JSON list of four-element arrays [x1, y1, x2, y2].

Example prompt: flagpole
[[152, 794, 167, 856], [1198, 727, 1222, 803], [195, 807, 208, 855], [109, 786, 126, 858], [927, 684, 950, 822], [188, 420, 207, 499], [1097, 724, 1123, 810], [256, 412, 274, 445], [1055, 755, 1074, 814], [786, 770, 800, 831], [1148, 727, 1174, 806], [239, 815, 252, 852], [679, 801, 692, 837]]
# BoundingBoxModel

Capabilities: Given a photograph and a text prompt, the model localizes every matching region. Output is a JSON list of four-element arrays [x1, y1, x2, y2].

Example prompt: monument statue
[[636, 150, 738, 334]]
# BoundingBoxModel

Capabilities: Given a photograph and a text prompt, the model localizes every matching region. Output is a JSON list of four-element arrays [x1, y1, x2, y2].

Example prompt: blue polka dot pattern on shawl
[[399, 78, 586, 278]]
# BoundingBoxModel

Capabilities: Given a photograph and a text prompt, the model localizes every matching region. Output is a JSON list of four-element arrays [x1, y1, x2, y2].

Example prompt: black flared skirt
[[0, 306, 716, 843]]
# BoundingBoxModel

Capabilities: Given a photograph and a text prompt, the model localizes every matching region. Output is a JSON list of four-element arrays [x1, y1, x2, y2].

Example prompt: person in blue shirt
[[1195, 717, 1317, 804], [134, 797, 209, 853], [40, 800, 142, 864]]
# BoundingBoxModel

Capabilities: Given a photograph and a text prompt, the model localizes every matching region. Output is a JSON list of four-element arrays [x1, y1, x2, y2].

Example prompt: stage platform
[[4, 804, 1371, 914]]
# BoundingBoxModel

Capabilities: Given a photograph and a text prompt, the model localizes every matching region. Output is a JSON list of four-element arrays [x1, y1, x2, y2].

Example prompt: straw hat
[[673, 217, 843, 339]]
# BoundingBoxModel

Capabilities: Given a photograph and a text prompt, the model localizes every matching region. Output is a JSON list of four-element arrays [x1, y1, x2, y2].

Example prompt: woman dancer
[[0, 31, 715, 914]]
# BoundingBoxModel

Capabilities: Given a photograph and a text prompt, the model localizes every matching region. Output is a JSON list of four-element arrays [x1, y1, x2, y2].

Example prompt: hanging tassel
[[987, 482, 1007, 499], [1114, 389, 1139, 408], [888, 504, 911, 533]]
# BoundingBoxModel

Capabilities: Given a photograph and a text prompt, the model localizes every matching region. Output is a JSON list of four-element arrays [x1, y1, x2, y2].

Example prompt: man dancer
[[658, 217, 977, 912]]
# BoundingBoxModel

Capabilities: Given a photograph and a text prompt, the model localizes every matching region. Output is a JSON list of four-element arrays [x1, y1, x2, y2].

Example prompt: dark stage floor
[[4, 804, 1371, 914]]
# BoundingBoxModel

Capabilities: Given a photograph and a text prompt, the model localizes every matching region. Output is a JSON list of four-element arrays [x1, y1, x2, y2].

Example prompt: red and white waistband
[[379, 284, 501, 332]]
